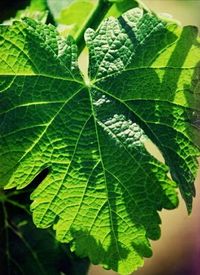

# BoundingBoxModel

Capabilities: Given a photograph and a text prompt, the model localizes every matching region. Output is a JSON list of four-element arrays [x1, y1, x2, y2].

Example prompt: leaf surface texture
[[0, 8, 199, 274]]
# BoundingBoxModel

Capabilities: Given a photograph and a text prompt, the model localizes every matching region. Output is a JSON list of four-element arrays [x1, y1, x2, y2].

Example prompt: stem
[[0, 188, 6, 202], [76, 0, 113, 55], [6, 199, 31, 215]]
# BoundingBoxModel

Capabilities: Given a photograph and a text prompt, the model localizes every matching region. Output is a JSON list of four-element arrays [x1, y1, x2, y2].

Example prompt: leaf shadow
[[115, 18, 200, 211], [70, 227, 129, 272]]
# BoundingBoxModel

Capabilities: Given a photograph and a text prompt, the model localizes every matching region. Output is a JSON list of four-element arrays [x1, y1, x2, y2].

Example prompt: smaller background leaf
[[106, 0, 139, 18], [47, 0, 99, 39]]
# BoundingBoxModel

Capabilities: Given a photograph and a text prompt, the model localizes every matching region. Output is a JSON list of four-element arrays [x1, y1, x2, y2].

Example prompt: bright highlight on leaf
[[0, 7, 199, 274]]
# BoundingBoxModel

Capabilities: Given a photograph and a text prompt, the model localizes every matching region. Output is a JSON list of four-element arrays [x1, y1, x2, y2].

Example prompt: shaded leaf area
[[0, 178, 89, 275], [0, 7, 199, 274], [86, 8, 200, 211]]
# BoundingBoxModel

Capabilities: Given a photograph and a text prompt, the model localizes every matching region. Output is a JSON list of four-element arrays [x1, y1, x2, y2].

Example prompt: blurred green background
[[89, 1, 200, 274]]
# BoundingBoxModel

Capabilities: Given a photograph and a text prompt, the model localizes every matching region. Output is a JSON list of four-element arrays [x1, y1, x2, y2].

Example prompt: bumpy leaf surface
[[0, 8, 199, 274]]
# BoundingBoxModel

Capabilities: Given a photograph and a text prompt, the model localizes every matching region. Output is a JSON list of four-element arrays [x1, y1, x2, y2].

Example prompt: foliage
[[0, 187, 89, 275], [0, 0, 199, 274]]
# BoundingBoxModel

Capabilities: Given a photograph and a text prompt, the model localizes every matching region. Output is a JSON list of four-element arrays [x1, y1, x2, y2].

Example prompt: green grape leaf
[[0, 189, 89, 275], [0, 8, 199, 274]]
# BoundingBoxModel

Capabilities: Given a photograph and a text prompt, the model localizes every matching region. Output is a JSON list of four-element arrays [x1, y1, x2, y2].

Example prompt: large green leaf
[[0, 8, 199, 274]]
